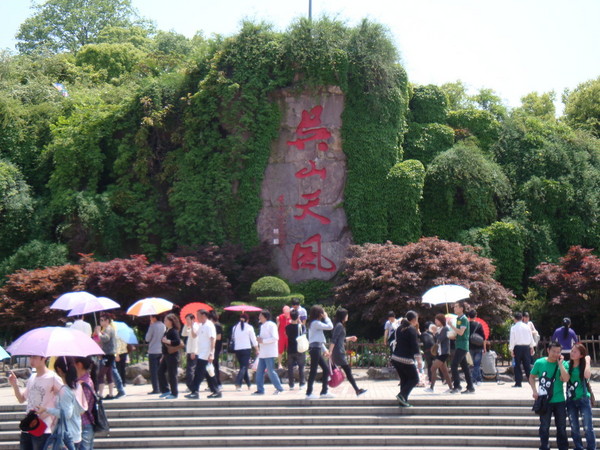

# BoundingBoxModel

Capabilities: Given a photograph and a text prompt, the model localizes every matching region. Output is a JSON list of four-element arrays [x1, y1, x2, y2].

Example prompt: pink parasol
[[224, 305, 263, 313], [474, 317, 490, 339], [50, 291, 97, 311], [7, 327, 104, 357], [179, 302, 213, 323], [67, 296, 120, 317]]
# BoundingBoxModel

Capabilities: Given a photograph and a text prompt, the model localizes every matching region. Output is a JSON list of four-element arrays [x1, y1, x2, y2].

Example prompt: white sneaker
[[424, 387, 434, 393], [320, 393, 335, 399], [305, 394, 319, 400]]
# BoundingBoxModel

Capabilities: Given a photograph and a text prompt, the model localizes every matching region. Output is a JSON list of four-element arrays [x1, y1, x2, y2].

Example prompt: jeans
[[287, 352, 306, 388], [539, 401, 568, 450], [192, 358, 218, 394], [148, 353, 162, 393], [235, 349, 252, 387], [255, 357, 284, 393], [513, 345, 531, 386], [470, 348, 483, 383], [391, 360, 419, 401], [185, 353, 197, 391], [158, 353, 179, 396], [19, 432, 48, 450], [306, 347, 329, 396], [567, 396, 596, 450], [77, 423, 95, 450], [451, 348, 474, 390], [111, 360, 125, 395]]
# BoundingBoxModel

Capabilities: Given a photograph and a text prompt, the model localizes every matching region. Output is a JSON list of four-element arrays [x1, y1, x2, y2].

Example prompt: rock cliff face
[[258, 87, 351, 283]]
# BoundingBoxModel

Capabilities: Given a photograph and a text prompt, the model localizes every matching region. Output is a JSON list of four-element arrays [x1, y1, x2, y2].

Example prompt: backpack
[[81, 382, 110, 435]]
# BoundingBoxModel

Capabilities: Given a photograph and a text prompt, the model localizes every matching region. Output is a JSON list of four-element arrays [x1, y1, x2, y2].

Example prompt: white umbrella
[[7, 327, 104, 357], [422, 284, 471, 305], [67, 296, 120, 317], [50, 291, 97, 311]]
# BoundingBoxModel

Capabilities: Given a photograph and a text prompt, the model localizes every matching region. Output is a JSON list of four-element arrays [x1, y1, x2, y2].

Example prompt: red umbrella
[[475, 317, 490, 339], [179, 302, 213, 323], [224, 305, 263, 313]]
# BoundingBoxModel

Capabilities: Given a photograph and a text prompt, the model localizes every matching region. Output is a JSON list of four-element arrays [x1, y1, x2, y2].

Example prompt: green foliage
[[563, 77, 600, 137], [409, 84, 448, 124], [385, 159, 425, 244], [75, 43, 145, 81], [342, 20, 410, 244], [249, 276, 291, 298], [0, 240, 68, 283], [447, 108, 501, 152], [516, 91, 556, 120], [403, 122, 454, 165], [471, 88, 507, 121], [421, 144, 512, 240], [255, 294, 304, 312], [440, 81, 473, 110], [459, 221, 526, 294], [16, 0, 141, 54], [287, 279, 333, 306], [0, 160, 34, 259]]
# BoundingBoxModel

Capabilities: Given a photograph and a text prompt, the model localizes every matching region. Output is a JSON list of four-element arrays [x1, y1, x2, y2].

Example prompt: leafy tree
[[516, 91, 556, 120], [532, 246, 600, 334], [385, 159, 425, 244], [440, 80, 473, 110], [471, 88, 507, 121], [75, 42, 145, 81], [0, 263, 85, 335], [409, 84, 448, 124], [446, 108, 500, 152], [563, 77, 600, 138], [421, 143, 512, 240], [334, 237, 514, 337], [0, 240, 68, 283], [16, 0, 142, 54], [403, 123, 454, 165], [0, 160, 34, 259]]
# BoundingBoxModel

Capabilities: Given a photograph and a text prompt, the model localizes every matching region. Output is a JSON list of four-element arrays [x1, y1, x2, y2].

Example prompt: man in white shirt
[[70, 316, 92, 336], [185, 309, 221, 399], [181, 313, 200, 393], [523, 312, 540, 363], [253, 310, 285, 395], [509, 312, 535, 387]]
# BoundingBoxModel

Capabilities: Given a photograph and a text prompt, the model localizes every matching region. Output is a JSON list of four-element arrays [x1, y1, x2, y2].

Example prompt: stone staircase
[[0, 397, 597, 449]]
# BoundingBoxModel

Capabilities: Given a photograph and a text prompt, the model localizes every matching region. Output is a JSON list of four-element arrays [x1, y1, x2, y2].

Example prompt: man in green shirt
[[529, 342, 570, 450], [447, 301, 475, 394]]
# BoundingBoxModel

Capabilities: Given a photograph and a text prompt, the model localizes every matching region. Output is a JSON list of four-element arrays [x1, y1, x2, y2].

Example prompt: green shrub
[[447, 108, 501, 151], [386, 159, 425, 244], [288, 280, 333, 306], [249, 276, 291, 298], [255, 294, 305, 312], [0, 240, 68, 283], [409, 84, 448, 124], [403, 123, 454, 166]]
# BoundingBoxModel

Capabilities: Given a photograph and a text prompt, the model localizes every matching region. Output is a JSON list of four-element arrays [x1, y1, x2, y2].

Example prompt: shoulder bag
[[81, 382, 110, 434], [328, 359, 345, 388], [296, 324, 309, 353], [167, 342, 185, 354], [469, 322, 484, 347], [228, 324, 237, 353], [532, 364, 559, 416]]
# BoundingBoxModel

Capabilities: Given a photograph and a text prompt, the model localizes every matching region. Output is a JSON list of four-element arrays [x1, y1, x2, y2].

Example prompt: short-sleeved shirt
[[24, 371, 63, 433], [531, 357, 568, 403], [455, 314, 470, 351], [566, 364, 590, 401], [196, 320, 216, 360]]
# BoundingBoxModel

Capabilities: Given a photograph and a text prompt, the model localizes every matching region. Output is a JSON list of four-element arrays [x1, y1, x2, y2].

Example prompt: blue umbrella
[[0, 345, 10, 360], [113, 321, 138, 345]]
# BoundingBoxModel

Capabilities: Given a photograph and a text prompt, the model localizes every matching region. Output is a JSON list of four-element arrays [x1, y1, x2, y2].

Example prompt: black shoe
[[207, 392, 222, 398], [461, 388, 476, 394], [356, 388, 368, 397], [147, 391, 160, 395], [512, 384, 522, 388], [184, 392, 199, 399], [103, 395, 115, 400], [396, 393, 410, 407]]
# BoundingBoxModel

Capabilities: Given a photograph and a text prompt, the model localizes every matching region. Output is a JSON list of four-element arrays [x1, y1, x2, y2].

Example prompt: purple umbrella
[[50, 291, 97, 311], [6, 327, 104, 357], [67, 296, 120, 317]]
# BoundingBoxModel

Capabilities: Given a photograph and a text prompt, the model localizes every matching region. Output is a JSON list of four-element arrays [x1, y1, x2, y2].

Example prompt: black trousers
[[306, 347, 329, 396], [158, 353, 179, 396], [391, 360, 419, 401], [513, 345, 531, 386]]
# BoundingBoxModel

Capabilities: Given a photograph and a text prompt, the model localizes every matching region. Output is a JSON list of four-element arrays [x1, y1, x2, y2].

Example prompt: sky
[[1, 0, 599, 111]]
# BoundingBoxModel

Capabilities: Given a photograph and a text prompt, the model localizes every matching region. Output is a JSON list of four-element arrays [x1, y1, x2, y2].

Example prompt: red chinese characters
[[291, 234, 336, 272], [288, 104, 336, 273], [286, 105, 332, 151]]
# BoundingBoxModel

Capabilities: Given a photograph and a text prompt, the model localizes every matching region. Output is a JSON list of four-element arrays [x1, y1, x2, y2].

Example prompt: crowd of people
[[7, 299, 596, 450]]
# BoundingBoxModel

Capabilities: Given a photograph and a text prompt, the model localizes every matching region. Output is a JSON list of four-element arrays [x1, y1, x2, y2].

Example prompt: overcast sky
[[2, 0, 599, 110]]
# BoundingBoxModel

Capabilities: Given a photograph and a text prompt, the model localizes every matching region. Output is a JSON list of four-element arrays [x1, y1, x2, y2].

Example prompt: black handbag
[[532, 365, 559, 416], [228, 324, 237, 352], [81, 382, 110, 434]]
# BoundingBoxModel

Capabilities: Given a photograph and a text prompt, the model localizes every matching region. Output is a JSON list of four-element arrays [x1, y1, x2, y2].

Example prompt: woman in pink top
[[277, 306, 291, 369]]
